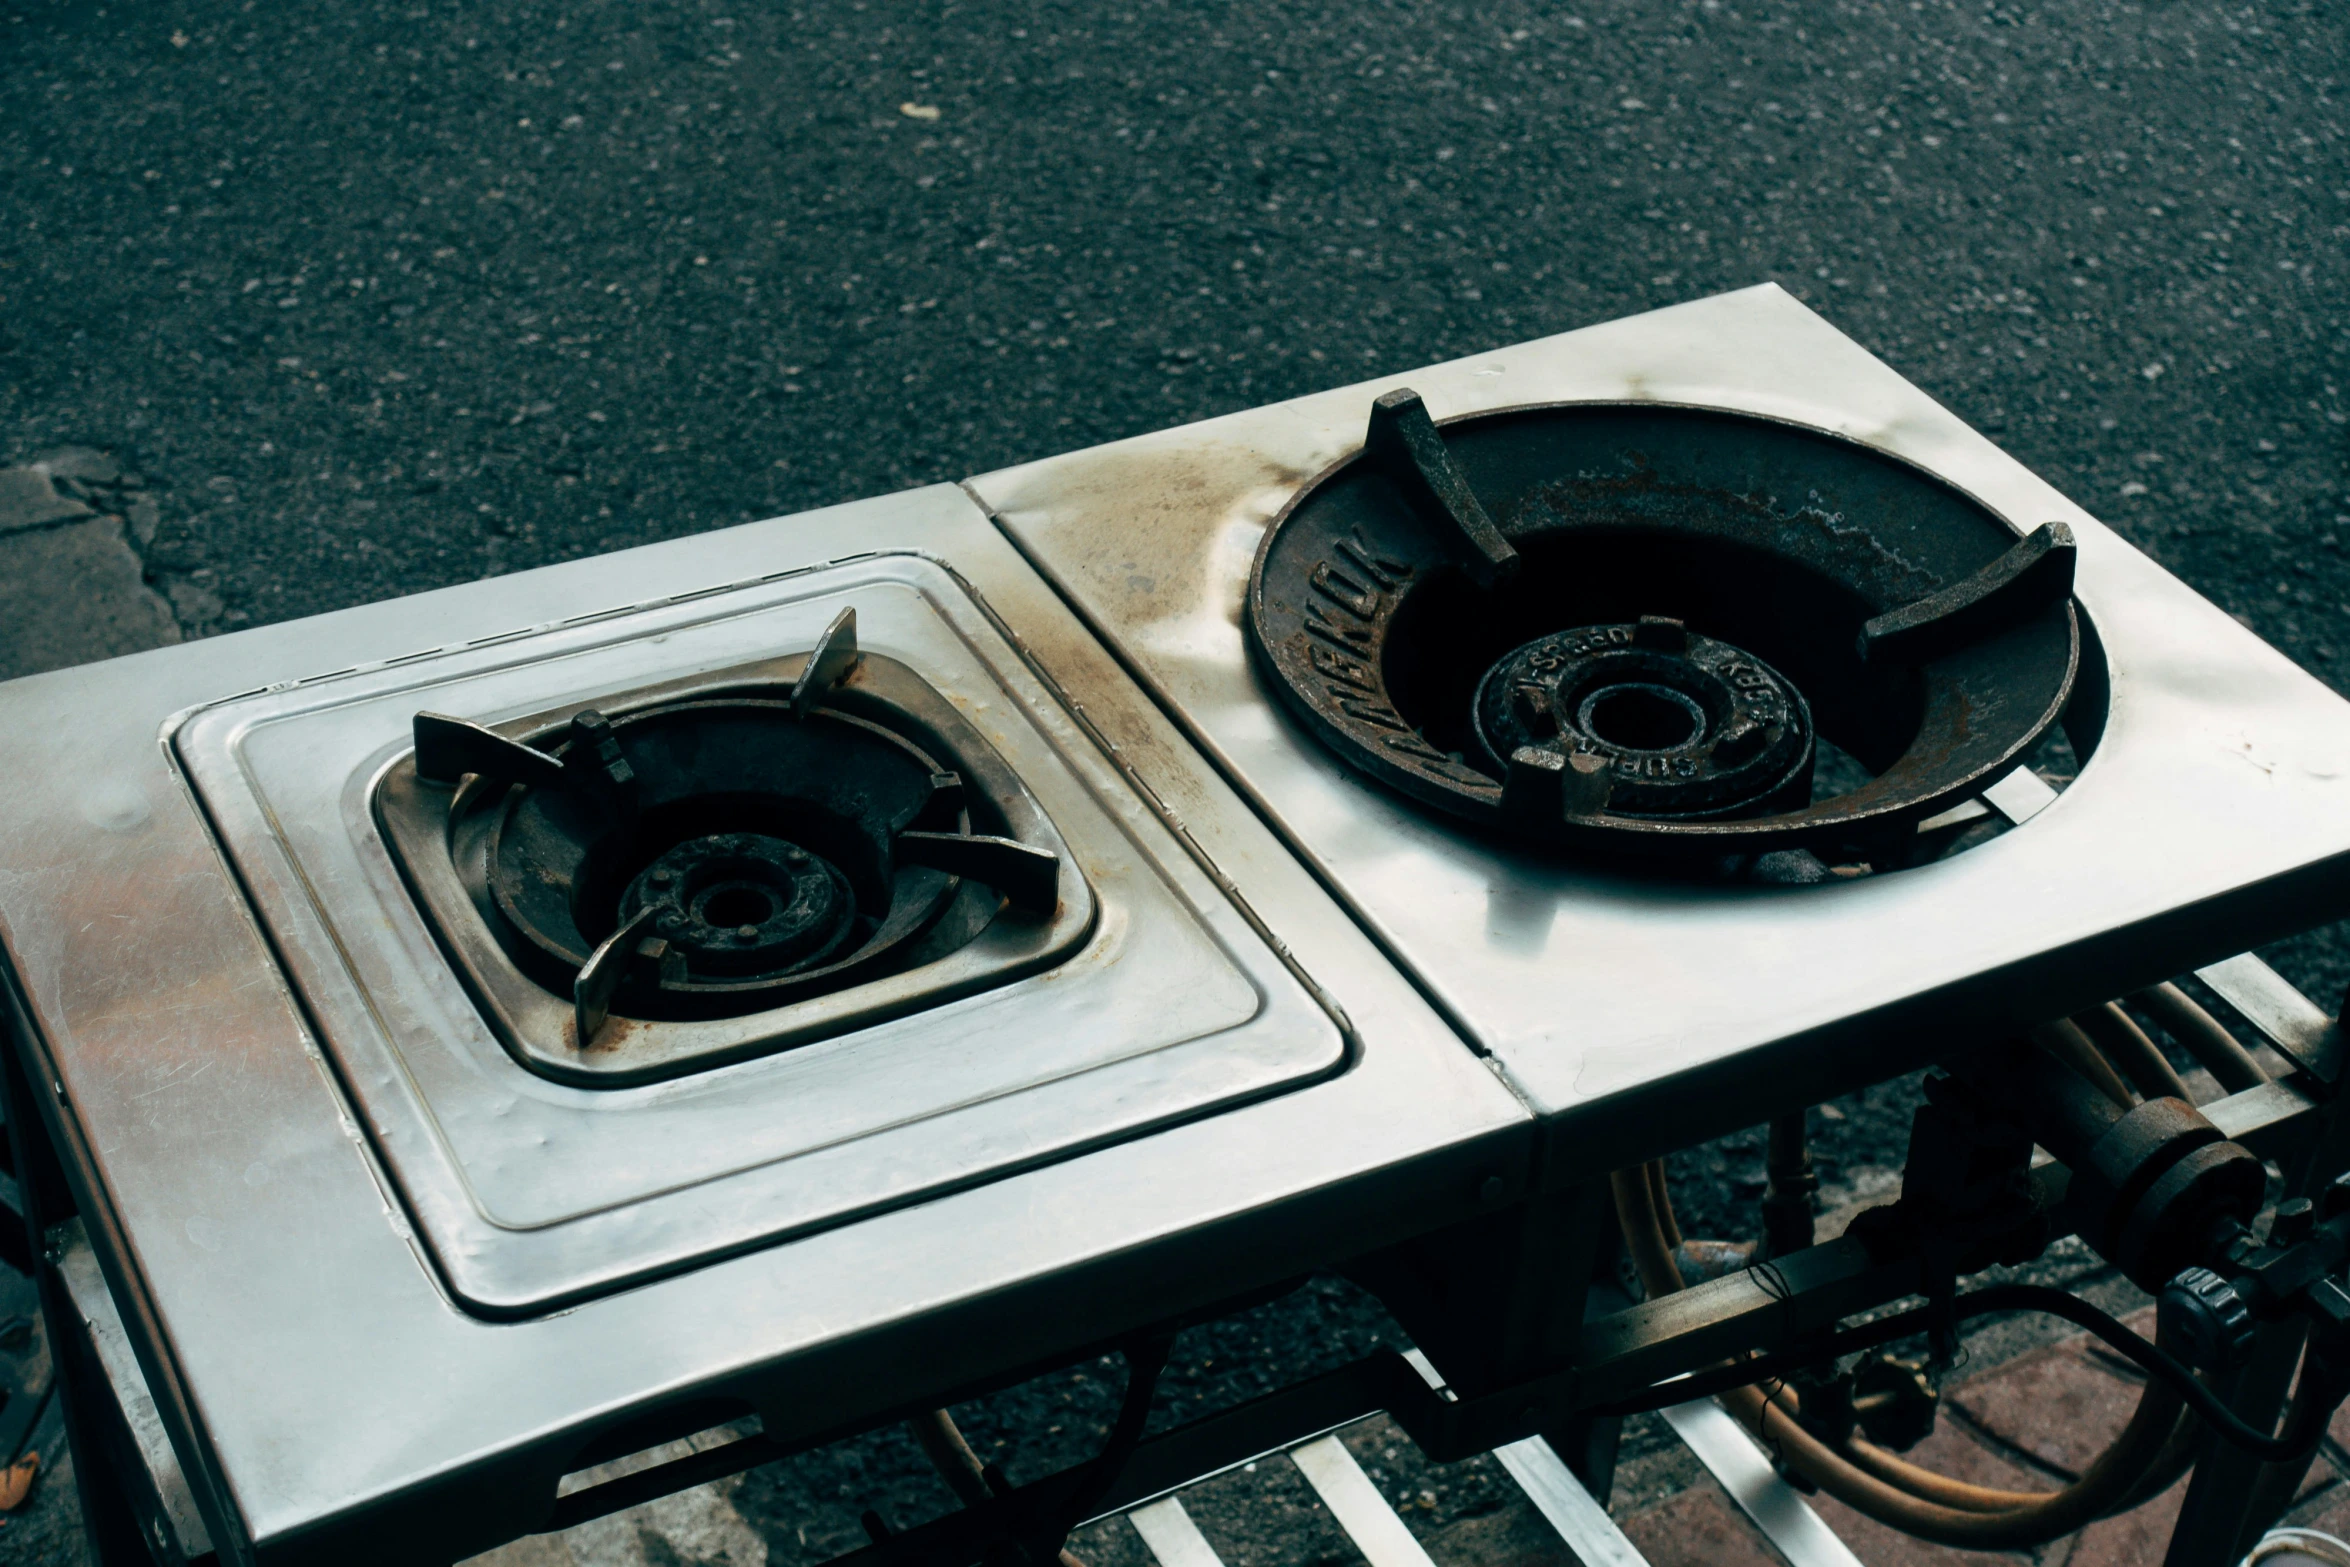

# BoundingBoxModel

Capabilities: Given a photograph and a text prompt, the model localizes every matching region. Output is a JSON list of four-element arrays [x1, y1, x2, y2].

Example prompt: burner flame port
[[1578, 682, 1706, 754]]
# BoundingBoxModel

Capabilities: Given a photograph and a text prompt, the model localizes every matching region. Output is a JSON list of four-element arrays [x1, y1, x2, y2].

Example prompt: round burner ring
[[1245, 397, 2088, 856], [622, 832, 859, 976], [1472, 619, 1815, 821]]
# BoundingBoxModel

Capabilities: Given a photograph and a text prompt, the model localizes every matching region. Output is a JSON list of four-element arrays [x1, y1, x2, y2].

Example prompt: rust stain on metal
[[997, 437, 1329, 611]]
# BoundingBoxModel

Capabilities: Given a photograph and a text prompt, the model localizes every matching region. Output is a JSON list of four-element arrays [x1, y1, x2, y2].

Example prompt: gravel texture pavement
[[3, 0, 2346, 1562]]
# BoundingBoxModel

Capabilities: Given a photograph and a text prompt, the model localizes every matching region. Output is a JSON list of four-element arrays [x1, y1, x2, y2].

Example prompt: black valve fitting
[[1953, 1037, 2266, 1290], [2160, 1266, 2260, 1374]]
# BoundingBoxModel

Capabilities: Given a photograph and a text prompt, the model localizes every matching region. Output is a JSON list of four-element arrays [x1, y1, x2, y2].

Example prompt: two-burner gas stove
[[9, 285, 2350, 1567]]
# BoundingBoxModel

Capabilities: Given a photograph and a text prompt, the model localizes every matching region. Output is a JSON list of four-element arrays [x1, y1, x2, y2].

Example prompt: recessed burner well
[[1245, 393, 2095, 859], [376, 604, 1094, 1082], [471, 695, 991, 1023]]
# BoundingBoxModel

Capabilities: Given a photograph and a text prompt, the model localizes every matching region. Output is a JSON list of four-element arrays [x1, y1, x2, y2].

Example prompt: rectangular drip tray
[[175, 553, 1348, 1315]]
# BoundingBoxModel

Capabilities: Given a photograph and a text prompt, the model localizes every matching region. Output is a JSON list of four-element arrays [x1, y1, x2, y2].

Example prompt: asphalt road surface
[[3, 0, 2346, 1561]]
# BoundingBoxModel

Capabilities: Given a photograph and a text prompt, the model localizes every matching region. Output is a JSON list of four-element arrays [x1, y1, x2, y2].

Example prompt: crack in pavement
[[0, 446, 215, 681]]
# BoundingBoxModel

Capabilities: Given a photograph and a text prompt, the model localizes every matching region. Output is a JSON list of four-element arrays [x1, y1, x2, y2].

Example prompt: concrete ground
[[2, 0, 2346, 1562]]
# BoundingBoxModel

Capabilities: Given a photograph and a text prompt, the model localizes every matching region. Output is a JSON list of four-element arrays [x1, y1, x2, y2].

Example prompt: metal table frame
[[16, 906, 2342, 1565]]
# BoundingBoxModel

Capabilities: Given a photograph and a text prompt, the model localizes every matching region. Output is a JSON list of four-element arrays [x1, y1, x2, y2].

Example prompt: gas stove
[[976, 285, 2350, 1149], [171, 553, 1352, 1314], [6, 284, 2350, 1566]]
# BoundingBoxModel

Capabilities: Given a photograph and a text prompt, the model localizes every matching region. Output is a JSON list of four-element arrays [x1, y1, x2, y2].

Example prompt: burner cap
[[622, 832, 859, 977], [1245, 395, 2089, 857], [1472, 617, 1814, 821]]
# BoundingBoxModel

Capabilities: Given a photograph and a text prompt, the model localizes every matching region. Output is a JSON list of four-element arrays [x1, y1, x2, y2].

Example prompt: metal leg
[[1544, 1271, 1635, 1505], [1344, 1183, 1613, 1403], [1346, 1179, 1633, 1519], [2164, 1319, 2308, 1566], [1539, 1410, 1625, 1507], [0, 1015, 158, 1566], [2240, 1428, 2328, 1557], [2158, 957, 2350, 1566], [45, 1260, 190, 1565]]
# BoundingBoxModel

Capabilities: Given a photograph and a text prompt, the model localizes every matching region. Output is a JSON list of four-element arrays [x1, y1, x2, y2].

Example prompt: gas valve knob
[[2161, 1266, 2258, 1374]]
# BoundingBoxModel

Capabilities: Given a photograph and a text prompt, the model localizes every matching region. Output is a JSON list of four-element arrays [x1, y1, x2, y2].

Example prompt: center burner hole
[[698, 882, 778, 929], [1579, 683, 1707, 753]]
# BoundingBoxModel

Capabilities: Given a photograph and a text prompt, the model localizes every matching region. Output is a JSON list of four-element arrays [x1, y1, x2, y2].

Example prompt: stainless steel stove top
[[7, 284, 2350, 1563], [974, 283, 2350, 1155], [0, 486, 1526, 1561]]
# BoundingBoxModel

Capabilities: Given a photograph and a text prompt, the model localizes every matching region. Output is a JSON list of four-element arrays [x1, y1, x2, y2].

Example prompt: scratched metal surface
[[971, 285, 2350, 1157], [0, 484, 1532, 1562]]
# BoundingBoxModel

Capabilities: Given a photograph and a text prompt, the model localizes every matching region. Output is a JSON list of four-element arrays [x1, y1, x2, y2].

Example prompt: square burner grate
[[375, 631, 1094, 1086]]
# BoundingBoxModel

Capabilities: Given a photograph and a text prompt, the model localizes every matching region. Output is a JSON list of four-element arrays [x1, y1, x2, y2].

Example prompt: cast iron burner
[[404, 609, 1064, 1044], [1473, 615, 1815, 823], [622, 833, 858, 976], [1246, 392, 2091, 856]]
